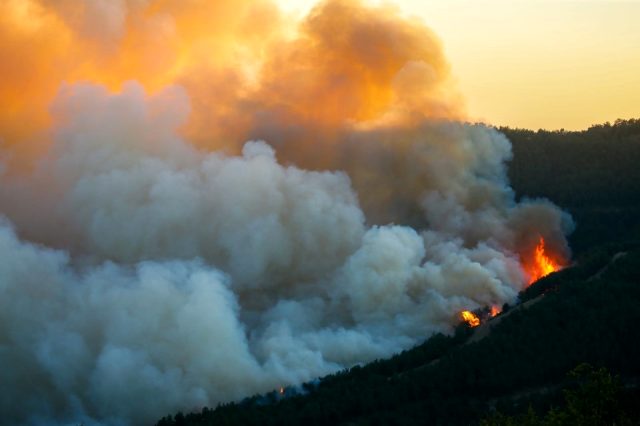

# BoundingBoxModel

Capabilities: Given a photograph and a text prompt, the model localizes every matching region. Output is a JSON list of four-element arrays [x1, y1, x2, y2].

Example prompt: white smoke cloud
[[0, 219, 268, 425], [0, 81, 572, 425]]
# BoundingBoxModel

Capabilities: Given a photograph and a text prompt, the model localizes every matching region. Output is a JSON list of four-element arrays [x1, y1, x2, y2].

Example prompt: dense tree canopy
[[503, 119, 640, 254]]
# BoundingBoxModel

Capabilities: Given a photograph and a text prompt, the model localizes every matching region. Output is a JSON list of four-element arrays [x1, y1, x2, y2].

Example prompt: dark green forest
[[503, 118, 640, 254], [156, 119, 640, 425]]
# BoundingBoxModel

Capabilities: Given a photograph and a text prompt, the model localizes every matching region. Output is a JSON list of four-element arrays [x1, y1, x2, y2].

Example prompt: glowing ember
[[490, 305, 501, 318], [460, 310, 480, 327], [526, 237, 563, 285]]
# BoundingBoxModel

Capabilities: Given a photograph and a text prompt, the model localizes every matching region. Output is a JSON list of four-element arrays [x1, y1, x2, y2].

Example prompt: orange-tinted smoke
[[0, 0, 462, 169], [0, 0, 282, 165], [253, 0, 458, 125], [185, 0, 464, 151]]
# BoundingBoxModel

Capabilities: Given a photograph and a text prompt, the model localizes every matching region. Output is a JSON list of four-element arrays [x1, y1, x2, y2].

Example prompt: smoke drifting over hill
[[0, 0, 572, 424]]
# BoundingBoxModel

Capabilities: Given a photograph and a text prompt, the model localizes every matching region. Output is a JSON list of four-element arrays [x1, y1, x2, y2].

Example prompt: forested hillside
[[156, 120, 640, 425], [156, 244, 640, 425], [503, 119, 640, 254]]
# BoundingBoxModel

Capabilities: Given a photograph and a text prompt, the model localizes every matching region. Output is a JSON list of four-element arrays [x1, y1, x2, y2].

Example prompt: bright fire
[[526, 237, 563, 285], [460, 310, 480, 327], [490, 305, 501, 318]]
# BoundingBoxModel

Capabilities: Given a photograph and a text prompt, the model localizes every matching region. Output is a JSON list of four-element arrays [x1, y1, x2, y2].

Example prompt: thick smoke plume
[[0, 0, 572, 424]]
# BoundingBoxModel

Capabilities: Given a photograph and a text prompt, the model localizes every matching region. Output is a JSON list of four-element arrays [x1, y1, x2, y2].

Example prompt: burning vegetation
[[459, 237, 567, 329], [525, 237, 566, 285], [490, 305, 501, 318], [461, 311, 480, 327], [0, 0, 574, 424], [460, 305, 502, 328]]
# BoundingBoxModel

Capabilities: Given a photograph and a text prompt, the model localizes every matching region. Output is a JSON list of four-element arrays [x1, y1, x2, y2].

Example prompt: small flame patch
[[490, 305, 501, 318], [460, 310, 480, 327]]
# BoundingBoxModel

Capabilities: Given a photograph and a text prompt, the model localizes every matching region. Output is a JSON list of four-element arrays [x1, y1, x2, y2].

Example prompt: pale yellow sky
[[279, 0, 640, 130]]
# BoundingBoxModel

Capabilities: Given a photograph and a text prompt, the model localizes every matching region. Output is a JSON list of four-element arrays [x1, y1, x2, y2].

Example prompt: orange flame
[[460, 310, 480, 327], [490, 305, 501, 318], [526, 237, 563, 285]]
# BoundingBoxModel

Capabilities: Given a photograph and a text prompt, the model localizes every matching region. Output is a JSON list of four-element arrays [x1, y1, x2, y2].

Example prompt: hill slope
[[156, 120, 640, 425], [503, 119, 640, 254], [156, 243, 640, 425]]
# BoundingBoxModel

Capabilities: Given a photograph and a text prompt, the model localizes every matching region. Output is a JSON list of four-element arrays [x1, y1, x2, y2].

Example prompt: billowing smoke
[[0, 0, 573, 424]]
